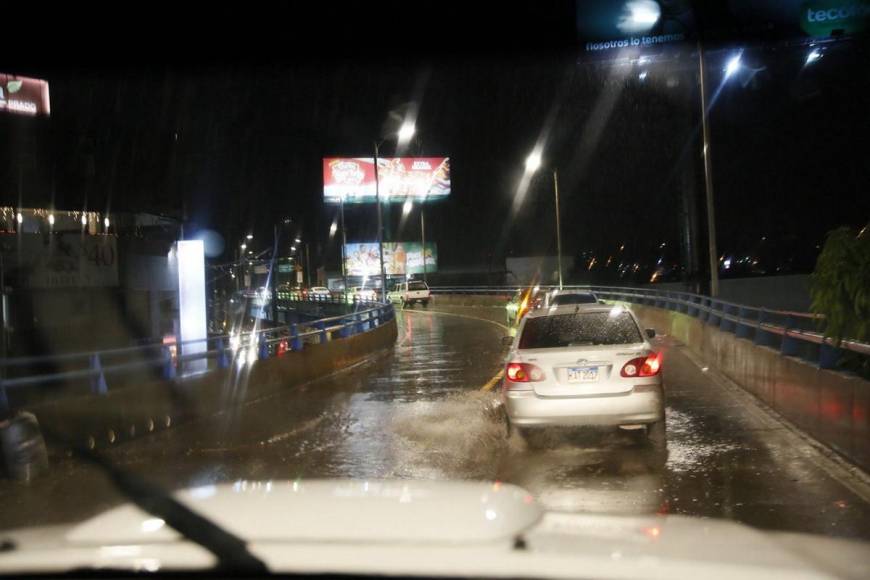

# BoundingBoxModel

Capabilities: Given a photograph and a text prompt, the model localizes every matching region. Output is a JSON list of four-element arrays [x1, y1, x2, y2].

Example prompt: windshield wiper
[[43, 428, 267, 573]]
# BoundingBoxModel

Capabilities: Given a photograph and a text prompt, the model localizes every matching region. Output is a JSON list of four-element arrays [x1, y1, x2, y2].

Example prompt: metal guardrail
[[429, 285, 870, 369], [0, 300, 394, 414]]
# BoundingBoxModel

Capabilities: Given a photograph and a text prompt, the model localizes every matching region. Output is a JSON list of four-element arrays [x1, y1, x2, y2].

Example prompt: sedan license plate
[[567, 366, 599, 383]]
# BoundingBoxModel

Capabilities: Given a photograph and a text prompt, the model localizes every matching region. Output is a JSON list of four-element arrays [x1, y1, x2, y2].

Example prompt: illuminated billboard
[[324, 157, 450, 204], [0, 74, 50, 116], [345, 242, 438, 276]]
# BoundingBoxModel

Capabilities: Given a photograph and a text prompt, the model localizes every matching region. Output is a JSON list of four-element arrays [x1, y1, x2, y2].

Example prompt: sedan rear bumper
[[503, 387, 664, 427]]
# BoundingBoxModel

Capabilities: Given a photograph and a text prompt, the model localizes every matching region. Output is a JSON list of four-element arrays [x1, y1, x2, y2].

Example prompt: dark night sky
[[2, 1, 868, 277]]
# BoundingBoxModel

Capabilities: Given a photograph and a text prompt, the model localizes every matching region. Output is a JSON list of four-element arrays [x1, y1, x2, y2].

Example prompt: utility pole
[[698, 42, 720, 297]]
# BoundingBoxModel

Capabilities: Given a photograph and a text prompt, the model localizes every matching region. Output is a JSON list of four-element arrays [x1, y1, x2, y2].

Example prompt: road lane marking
[[402, 309, 508, 391], [481, 369, 505, 392]]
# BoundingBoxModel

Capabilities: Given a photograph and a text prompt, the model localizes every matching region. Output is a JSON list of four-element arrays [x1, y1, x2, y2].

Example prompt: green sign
[[800, 1, 869, 36]]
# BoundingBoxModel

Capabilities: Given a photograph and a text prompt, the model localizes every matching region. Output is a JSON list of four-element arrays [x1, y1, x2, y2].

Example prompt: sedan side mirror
[[645, 328, 656, 339], [501, 336, 514, 346]]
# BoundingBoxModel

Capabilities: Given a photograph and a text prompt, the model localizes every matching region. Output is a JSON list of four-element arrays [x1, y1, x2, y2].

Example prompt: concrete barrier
[[20, 319, 398, 456], [431, 294, 512, 308], [626, 303, 870, 473]]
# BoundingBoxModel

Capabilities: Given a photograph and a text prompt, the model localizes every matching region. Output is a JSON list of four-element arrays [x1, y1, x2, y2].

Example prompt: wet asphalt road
[[1, 306, 869, 541]]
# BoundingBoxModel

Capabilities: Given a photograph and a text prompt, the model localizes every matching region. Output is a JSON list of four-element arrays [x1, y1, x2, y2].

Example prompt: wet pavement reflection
[[1, 308, 869, 541]]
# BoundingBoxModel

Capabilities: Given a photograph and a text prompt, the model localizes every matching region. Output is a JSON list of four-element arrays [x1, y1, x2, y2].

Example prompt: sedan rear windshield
[[550, 293, 597, 306], [408, 282, 428, 291], [519, 311, 642, 349]]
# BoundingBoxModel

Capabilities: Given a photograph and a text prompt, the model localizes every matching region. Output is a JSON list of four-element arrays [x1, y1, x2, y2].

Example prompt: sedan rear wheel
[[646, 419, 666, 444]]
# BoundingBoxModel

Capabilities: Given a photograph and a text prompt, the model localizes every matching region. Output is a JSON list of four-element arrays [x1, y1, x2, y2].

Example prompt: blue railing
[[429, 285, 870, 370], [0, 300, 394, 414]]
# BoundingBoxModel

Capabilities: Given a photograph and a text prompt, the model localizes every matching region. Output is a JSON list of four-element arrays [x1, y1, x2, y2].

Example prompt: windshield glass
[[519, 311, 643, 348], [2, 1, 869, 576]]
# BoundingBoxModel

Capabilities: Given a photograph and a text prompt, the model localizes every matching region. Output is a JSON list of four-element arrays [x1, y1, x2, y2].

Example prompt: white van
[[389, 280, 431, 307]]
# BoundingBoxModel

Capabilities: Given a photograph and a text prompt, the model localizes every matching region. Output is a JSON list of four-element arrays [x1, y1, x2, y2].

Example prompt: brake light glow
[[506, 362, 545, 382], [620, 352, 662, 377]]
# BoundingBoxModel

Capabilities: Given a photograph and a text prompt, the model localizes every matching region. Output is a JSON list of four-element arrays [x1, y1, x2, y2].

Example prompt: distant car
[[389, 280, 430, 307], [544, 290, 599, 308], [501, 304, 664, 446], [305, 286, 331, 300], [351, 286, 377, 302]]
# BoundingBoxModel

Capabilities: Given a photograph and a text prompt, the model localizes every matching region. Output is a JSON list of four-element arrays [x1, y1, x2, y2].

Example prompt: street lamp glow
[[48, 213, 55, 226], [397, 121, 416, 143], [104, 216, 110, 229], [329, 221, 338, 237], [402, 199, 413, 216], [294, 237, 301, 243], [240, 243, 247, 250], [724, 54, 742, 78], [525, 151, 542, 173], [81, 214, 88, 226], [246, 233, 253, 240], [618, 0, 661, 33], [16, 212, 23, 224], [290, 246, 296, 252], [805, 48, 822, 65]]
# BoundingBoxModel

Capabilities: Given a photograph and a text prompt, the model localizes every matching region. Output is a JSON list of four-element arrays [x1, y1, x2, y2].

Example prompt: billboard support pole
[[374, 142, 387, 302], [340, 198, 348, 301], [421, 209, 427, 284]]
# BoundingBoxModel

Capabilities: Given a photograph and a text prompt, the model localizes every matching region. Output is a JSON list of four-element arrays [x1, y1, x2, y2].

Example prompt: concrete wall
[[628, 304, 869, 473], [26, 319, 398, 455]]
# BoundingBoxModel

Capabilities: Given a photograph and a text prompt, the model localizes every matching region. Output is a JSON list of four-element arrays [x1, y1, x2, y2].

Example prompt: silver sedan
[[501, 304, 665, 444]]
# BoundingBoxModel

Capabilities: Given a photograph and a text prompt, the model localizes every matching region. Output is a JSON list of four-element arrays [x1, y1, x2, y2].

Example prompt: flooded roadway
[[1, 306, 869, 541]]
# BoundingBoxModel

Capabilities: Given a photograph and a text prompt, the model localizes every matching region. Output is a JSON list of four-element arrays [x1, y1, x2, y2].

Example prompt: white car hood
[[1, 479, 868, 579]]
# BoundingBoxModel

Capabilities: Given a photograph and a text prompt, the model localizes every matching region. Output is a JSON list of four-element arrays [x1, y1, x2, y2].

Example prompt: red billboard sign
[[323, 157, 450, 204], [0, 74, 50, 117]]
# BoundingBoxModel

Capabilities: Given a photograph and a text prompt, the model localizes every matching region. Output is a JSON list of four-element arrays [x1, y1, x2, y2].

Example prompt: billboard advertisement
[[0, 74, 50, 116], [344, 242, 437, 276], [323, 157, 450, 204]]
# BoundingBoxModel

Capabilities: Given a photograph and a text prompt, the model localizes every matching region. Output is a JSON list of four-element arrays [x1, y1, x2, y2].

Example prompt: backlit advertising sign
[[0, 74, 50, 116], [324, 157, 450, 203], [344, 242, 438, 276]]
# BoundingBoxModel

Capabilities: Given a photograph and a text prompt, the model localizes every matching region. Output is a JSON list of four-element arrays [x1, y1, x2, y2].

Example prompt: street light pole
[[698, 42, 720, 298], [553, 169, 563, 289], [373, 141, 387, 302]]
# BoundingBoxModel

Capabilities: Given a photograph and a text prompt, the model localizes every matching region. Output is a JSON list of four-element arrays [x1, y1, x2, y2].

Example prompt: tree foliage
[[810, 225, 870, 348]]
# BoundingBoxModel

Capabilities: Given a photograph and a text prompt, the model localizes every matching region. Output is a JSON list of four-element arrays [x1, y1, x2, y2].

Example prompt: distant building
[[0, 207, 181, 357]]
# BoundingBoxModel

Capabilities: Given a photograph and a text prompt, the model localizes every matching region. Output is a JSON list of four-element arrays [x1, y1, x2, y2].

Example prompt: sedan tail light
[[620, 352, 662, 378], [506, 362, 546, 383]]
